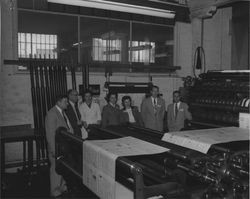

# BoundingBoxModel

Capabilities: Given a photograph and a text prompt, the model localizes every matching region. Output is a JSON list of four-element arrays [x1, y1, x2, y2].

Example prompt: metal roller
[[29, 60, 38, 129], [44, 64, 52, 110], [49, 62, 56, 105], [34, 60, 42, 130]]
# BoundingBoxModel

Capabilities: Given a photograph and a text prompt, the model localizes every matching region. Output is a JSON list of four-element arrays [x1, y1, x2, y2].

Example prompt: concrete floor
[[1, 166, 98, 199]]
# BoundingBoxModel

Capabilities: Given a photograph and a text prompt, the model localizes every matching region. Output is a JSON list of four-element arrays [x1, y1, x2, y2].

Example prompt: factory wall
[[191, 7, 232, 75], [231, 2, 249, 69], [203, 7, 232, 71]]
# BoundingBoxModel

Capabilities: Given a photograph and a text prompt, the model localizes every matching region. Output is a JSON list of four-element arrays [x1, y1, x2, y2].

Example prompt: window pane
[[35, 43, 40, 58], [41, 35, 45, 44], [32, 44, 36, 57], [32, 34, 36, 43], [80, 17, 129, 64], [18, 31, 58, 60], [18, 41, 21, 57], [53, 45, 57, 59], [45, 35, 50, 44], [37, 34, 40, 44], [26, 33, 31, 43], [26, 42, 31, 57], [18, 10, 77, 64], [49, 35, 53, 44], [20, 49, 25, 58], [54, 35, 57, 45], [132, 22, 173, 65], [20, 33, 25, 42]]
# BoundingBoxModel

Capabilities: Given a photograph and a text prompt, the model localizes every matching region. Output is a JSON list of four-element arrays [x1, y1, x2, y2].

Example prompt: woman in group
[[101, 92, 121, 128], [79, 89, 101, 129], [120, 95, 143, 127]]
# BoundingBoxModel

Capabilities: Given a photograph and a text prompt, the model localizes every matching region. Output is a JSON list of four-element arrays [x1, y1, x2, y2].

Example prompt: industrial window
[[92, 39, 155, 63], [92, 38, 121, 62], [129, 41, 155, 63], [18, 33, 58, 59], [18, 10, 174, 71]]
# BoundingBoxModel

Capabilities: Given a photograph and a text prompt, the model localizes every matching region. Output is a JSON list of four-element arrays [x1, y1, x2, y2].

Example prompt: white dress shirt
[[125, 108, 136, 123], [174, 101, 181, 117], [151, 97, 158, 106], [55, 105, 63, 116], [151, 97, 158, 114], [79, 102, 101, 125]]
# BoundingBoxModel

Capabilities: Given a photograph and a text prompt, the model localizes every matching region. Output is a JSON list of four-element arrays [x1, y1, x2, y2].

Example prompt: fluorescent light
[[72, 42, 82, 46], [219, 70, 250, 73], [48, 0, 176, 19], [130, 44, 152, 51], [149, 0, 188, 7]]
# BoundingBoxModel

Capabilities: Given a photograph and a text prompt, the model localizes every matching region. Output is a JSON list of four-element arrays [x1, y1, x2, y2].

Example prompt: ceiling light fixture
[[48, 0, 176, 19]]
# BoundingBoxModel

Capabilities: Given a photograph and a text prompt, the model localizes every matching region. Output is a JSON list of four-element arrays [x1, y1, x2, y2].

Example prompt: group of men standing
[[45, 89, 101, 197], [45, 85, 192, 197], [141, 86, 192, 132]]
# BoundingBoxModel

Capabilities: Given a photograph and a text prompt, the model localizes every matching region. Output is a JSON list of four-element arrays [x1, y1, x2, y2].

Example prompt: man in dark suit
[[102, 92, 121, 128], [141, 85, 166, 131], [167, 90, 192, 132], [45, 95, 72, 197], [65, 89, 82, 137]]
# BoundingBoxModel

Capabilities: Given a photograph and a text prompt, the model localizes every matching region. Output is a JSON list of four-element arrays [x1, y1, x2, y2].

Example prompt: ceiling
[[96, 0, 247, 18], [18, 0, 247, 20], [18, 0, 190, 22], [187, 0, 247, 18]]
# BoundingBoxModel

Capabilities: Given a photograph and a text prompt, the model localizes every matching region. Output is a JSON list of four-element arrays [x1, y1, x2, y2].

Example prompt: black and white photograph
[[0, 0, 249, 198]]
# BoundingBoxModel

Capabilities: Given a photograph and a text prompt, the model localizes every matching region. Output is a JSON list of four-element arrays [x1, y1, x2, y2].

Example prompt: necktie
[[175, 103, 178, 119], [74, 103, 81, 120], [63, 112, 70, 129], [87, 102, 91, 109], [153, 98, 157, 115]]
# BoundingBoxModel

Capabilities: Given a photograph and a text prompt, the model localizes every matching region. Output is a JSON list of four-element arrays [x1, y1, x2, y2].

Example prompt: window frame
[[17, 8, 174, 72]]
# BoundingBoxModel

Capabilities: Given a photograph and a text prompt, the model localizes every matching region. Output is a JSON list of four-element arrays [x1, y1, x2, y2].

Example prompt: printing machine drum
[[55, 125, 249, 199]]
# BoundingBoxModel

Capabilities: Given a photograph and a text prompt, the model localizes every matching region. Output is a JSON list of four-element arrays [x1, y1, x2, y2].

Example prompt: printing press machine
[[55, 125, 249, 199], [188, 70, 249, 129]]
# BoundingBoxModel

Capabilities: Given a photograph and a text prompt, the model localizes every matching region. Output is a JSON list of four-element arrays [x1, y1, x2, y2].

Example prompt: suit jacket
[[65, 103, 82, 136], [120, 106, 144, 127], [167, 102, 192, 132], [141, 97, 166, 131], [45, 106, 68, 196], [101, 104, 121, 128], [45, 106, 69, 158]]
